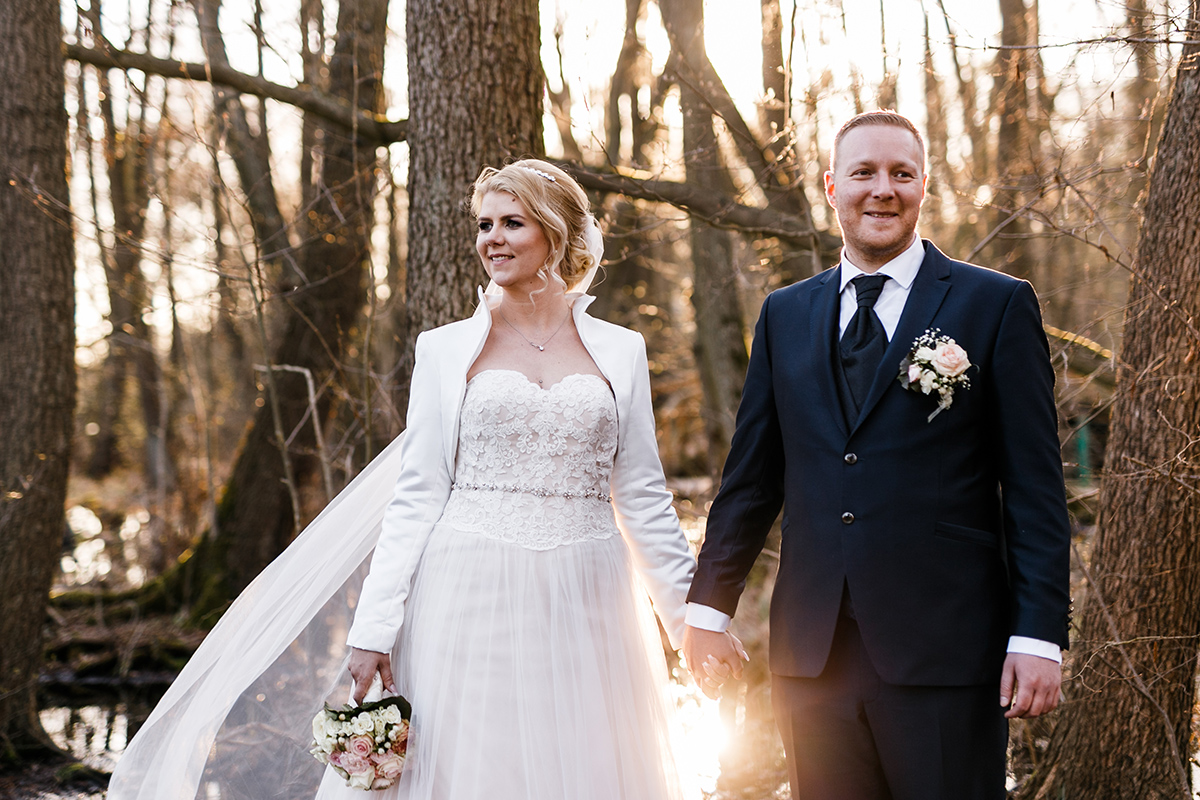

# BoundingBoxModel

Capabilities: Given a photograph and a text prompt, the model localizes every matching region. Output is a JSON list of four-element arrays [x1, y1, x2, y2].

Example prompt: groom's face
[[824, 125, 927, 271]]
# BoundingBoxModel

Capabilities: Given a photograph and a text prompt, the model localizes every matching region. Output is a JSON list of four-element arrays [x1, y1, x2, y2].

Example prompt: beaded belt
[[451, 482, 612, 503]]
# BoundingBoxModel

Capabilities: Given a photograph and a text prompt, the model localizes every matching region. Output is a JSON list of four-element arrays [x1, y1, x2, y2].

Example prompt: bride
[[108, 159, 741, 800]]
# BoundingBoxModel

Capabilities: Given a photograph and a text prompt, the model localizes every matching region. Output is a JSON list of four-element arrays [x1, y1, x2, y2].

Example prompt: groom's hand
[[1000, 653, 1062, 719], [682, 625, 748, 700]]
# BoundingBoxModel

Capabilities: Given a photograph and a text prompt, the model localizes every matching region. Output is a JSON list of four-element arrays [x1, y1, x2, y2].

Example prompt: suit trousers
[[771, 613, 1008, 800]]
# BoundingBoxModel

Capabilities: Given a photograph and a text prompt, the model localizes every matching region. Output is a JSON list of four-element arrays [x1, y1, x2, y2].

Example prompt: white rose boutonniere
[[897, 329, 973, 421]]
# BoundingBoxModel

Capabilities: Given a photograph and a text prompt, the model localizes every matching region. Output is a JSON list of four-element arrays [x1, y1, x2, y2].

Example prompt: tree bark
[[403, 0, 543, 367], [1019, 4, 1200, 797], [660, 0, 749, 477], [191, 0, 389, 616], [0, 0, 76, 762]]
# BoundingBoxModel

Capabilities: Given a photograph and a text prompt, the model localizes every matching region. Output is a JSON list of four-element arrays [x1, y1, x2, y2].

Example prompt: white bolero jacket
[[346, 289, 697, 653]]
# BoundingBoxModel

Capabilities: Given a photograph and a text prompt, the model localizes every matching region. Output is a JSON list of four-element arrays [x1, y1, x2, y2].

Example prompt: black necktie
[[840, 274, 890, 415]]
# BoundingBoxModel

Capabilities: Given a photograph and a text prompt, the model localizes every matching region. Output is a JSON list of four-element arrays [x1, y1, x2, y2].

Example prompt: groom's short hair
[[831, 110, 927, 174]]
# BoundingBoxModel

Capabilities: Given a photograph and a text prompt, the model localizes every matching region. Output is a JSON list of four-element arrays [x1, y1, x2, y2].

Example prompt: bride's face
[[476, 191, 554, 294]]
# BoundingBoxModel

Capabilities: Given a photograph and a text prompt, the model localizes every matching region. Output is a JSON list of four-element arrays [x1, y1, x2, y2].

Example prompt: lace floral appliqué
[[438, 370, 620, 550]]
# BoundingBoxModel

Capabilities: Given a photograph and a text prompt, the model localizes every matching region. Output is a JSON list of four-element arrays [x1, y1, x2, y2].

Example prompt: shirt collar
[[838, 236, 925, 292]]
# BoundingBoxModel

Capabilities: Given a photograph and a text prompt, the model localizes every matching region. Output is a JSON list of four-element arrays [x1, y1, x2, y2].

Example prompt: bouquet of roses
[[310, 693, 411, 790], [897, 329, 972, 422]]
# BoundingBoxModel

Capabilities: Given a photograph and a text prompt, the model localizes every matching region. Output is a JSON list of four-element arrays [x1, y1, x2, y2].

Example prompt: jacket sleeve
[[686, 293, 786, 617], [609, 333, 697, 649], [989, 281, 1072, 649], [346, 333, 454, 653]]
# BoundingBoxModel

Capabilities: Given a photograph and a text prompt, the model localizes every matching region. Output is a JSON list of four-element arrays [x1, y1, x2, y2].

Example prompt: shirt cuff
[[685, 603, 731, 632], [1007, 635, 1062, 663]]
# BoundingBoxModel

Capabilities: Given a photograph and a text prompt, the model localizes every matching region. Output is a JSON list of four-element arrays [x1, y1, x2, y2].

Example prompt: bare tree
[[1019, 3, 1200, 796], [0, 0, 76, 762], [184, 0, 390, 617], [660, 0, 749, 476]]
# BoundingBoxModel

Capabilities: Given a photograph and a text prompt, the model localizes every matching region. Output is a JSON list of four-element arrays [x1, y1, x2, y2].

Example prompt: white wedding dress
[[370, 368, 683, 800], [110, 367, 683, 800]]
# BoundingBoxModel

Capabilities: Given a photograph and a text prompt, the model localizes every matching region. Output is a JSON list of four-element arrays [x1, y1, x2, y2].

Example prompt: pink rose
[[907, 363, 923, 384], [347, 735, 374, 759], [338, 752, 371, 776], [374, 753, 405, 781], [931, 342, 969, 377]]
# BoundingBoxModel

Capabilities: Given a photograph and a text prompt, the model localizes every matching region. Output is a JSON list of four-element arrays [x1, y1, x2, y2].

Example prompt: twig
[[254, 364, 334, 503]]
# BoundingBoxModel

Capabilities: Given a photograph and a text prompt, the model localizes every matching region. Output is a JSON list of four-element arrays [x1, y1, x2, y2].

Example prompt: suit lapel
[[849, 242, 952, 434], [810, 268, 849, 439]]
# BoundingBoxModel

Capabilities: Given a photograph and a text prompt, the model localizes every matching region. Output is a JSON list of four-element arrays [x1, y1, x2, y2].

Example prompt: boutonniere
[[897, 329, 972, 422]]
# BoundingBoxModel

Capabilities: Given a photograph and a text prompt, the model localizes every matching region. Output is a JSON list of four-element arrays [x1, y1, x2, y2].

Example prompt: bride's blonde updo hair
[[471, 159, 597, 291]]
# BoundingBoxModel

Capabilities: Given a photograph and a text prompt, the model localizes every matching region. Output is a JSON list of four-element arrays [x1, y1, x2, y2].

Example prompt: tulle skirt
[[109, 519, 683, 800], [314, 523, 683, 800]]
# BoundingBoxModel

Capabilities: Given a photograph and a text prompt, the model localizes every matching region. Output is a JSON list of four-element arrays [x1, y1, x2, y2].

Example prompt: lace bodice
[[438, 369, 620, 549]]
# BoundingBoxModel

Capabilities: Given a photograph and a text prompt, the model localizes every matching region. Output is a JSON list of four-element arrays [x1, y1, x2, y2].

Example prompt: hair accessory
[[519, 166, 557, 182]]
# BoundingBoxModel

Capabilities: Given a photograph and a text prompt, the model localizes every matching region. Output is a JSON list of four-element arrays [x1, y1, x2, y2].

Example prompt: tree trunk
[[1018, 5, 1200, 797], [82, 0, 169, 485], [989, 0, 1037, 280], [403, 0, 543, 386], [0, 0, 76, 762], [660, 0, 749, 477], [192, 0, 390, 617]]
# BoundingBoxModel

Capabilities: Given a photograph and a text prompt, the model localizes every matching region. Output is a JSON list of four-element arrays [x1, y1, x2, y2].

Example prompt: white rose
[[918, 371, 938, 395], [914, 345, 936, 363], [931, 342, 970, 377], [347, 771, 374, 790], [351, 712, 373, 735], [382, 706, 402, 724]]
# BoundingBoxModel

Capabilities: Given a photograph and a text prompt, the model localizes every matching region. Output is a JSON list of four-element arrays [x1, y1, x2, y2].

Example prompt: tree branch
[[65, 42, 842, 251], [64, 42, 407, 143], [560, 162, 840, 252]]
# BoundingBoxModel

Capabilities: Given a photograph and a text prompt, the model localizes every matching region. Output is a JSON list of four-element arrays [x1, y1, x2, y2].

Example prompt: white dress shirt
[[686, 235, 1062, 664]]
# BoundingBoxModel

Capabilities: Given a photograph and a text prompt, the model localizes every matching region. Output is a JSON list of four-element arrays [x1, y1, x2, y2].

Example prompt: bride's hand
[[348, 647, 396, 704]]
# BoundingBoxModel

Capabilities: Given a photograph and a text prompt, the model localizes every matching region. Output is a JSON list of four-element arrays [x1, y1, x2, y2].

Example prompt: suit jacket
[[347, 289, 696, 654], [687, 241, 1071, 686]]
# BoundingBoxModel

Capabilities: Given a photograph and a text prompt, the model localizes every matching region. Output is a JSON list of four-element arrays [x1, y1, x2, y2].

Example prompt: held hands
[[348, 647, 398, 705], [1000, 652, 1062, 719], [682, 625, 749, 700]]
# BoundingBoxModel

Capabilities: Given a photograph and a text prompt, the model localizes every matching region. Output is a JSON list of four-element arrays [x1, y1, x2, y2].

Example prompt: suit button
[[844, 453, 858, 465], [841, 512, 855, 524]]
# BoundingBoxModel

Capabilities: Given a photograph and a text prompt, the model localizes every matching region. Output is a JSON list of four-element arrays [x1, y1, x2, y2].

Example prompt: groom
[[683, 111, 1071, 798]]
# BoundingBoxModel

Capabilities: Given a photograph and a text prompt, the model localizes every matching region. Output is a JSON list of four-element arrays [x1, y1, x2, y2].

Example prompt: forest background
[[2, 0, 1200, 797]]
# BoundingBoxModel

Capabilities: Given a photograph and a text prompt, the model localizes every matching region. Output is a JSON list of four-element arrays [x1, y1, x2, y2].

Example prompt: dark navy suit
[[687, 241, 1071, 795]]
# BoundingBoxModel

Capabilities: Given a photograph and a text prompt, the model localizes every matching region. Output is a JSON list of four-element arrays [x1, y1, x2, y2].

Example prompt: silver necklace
[[499, 309, 570, 352]]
